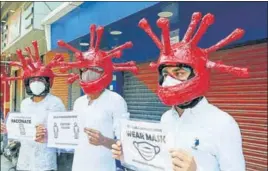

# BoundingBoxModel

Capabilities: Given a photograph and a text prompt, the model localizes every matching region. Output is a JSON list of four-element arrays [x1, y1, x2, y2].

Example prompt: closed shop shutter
[[207, 41, 267, 171], [45, 52, 70, 109], [70, 70, 81, 110], [123, 41, 267, 170], [124, 68, 169, 121]]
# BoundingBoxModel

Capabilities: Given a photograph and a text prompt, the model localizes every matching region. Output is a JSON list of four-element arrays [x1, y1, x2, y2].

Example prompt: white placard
[[47, 111, 80, 149], [120, 119, 174, 171], [6, 112, 37, 141]]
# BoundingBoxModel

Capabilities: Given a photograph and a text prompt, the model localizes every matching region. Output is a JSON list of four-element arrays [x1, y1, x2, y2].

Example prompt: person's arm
[[101, 136, 117, 149], [85, 95, 129, 150], [111, 96, 129, 141], [216, 116, 245, 171]]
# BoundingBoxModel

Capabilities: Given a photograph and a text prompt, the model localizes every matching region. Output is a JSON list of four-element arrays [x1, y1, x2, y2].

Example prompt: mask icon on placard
[[133, 141, 160, 161]]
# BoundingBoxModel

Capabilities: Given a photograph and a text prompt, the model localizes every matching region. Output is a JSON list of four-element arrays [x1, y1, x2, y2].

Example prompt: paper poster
[[120, 119, 174, 171], [6, 112, 36, 141], [47, 112, 80, 149]]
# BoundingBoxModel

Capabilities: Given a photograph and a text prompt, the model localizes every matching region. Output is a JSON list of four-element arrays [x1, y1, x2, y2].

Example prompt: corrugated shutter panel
[[45, 52, 70, 109], [123, 42, 267, 170], [70, 71, 81, 110], [123, 69, 169, 121], [207, 42, 267, 171]]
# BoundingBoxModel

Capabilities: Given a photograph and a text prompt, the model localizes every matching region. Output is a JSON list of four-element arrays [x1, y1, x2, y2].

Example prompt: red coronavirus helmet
[[139, 12, 249, 106], [57, 24, 138, 94], [0, 41, 70, 95]]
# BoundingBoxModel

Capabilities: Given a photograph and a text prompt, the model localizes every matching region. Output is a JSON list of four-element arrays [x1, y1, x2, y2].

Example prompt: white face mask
[[81, 69, 103, 82], [162, 75, 183, 87], [29, 81, 46, 95]]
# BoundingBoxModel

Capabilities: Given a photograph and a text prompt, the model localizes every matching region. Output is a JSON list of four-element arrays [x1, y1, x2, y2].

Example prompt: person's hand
[[169, 149, 197, 171], [111, 141, 123, 160], [35, 124, 47, 143], [84, 128, 105, 146], [1, 121, 7, 134]]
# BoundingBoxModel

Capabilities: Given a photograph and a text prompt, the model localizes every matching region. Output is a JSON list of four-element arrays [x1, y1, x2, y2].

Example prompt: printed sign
[[47, 112, 80, 149], [6, 112, 36, 141], [120, 119, 174, 171]]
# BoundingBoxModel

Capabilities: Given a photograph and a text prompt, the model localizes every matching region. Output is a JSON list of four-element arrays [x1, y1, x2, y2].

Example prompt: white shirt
[[161, 97, 245, 171], [72, 89, 129, 171], [16, 93, 65, 171]]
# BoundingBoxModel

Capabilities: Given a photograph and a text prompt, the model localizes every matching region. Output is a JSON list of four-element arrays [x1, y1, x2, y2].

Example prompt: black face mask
[[158, 64, 202, 109]]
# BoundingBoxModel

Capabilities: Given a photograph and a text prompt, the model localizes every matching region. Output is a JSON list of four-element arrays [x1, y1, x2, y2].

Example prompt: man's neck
[[32, 95, 46, 103], [174, 106, 185, 117], [87, 90, 104, 101]]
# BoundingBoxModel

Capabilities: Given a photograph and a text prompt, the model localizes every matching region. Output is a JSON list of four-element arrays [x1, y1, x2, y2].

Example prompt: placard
[[47, 111, 80, 149], [6, 112, 36, 141], [120, 119, 174, 171]]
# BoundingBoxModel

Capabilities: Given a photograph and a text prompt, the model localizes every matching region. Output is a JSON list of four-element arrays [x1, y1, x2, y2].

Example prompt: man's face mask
[[29, 77, 46, 95], [29, 81, 46, 95], [161, 65, 192, 87], [80, 67, 104, 82], [162, 75, 182, 87]]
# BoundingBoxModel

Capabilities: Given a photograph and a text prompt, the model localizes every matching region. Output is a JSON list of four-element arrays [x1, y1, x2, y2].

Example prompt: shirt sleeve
[[216, 116, 246, 171], [112, 96, 129, 139]]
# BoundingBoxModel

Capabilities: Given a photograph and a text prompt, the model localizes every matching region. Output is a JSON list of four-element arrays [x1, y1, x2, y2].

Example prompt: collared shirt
[[16, 93, 66, 171], [72, 89, 129, 171], [161, 97, 245, 171]]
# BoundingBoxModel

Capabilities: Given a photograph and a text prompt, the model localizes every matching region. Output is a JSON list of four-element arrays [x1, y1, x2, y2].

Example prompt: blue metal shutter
[[123, 72, 169, 121]]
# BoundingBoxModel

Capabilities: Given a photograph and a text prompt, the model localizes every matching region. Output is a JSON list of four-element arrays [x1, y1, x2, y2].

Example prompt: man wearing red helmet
[[1, 41, 66, 171], [112, 12, 248, 171], [57, 24, 138, 171]]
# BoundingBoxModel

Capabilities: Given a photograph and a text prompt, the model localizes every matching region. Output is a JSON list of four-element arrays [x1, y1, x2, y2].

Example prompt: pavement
[[1, 155, 15, 171]]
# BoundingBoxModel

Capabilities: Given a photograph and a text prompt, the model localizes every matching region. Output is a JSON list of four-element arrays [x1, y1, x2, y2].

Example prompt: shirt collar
[[171, 97, 209, 116], [190, 97, 209, 114], [30, 93, 50, 104], [86, 89, 107, 105]]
